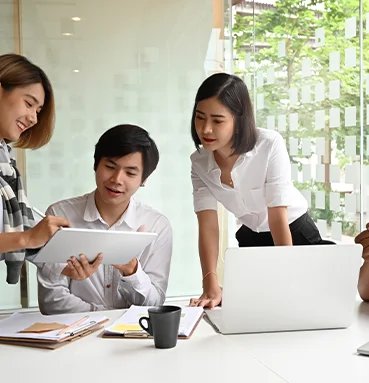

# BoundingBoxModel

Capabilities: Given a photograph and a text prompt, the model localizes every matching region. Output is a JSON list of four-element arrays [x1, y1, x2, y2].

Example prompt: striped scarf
[[0, 140, 35, 284]]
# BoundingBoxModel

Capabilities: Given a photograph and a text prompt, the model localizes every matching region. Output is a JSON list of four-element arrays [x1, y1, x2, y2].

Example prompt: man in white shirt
[[37, 124, 172, 314]]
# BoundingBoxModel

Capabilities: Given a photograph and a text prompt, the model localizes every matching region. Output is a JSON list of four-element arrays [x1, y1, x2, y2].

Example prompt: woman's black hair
[[191, 73, 257, 154]]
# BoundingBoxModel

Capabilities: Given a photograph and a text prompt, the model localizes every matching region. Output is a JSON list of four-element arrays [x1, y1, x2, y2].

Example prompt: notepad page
[[104, 305, 203, 337], [0, 312, 108, 341]]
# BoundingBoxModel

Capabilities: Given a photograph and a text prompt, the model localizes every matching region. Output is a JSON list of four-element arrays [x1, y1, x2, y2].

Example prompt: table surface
[[1, 299, 369, 383]]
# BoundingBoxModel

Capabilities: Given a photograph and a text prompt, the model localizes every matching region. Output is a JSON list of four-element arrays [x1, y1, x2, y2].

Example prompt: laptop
[[205, 244, 362, 334], [357, 341, 369, 356]]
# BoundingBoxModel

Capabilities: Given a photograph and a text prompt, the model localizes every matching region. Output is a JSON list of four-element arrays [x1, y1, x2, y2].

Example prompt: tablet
[[32, 227, 157, 264]]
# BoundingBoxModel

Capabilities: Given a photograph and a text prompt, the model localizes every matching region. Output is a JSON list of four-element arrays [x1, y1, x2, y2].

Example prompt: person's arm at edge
[[355, 225, 369, 301], [0, 215, 69, 253], [191, 209, 222, 308], [0, 232, 30, 253], [358, 260, 369, 302], [268, 206, 293, 246], [37, 264, 103, 314]]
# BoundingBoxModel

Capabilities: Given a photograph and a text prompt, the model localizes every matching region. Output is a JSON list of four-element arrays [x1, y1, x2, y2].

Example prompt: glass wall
[[7, 0, 369, 309], [230, 0, 368, 244], [0, 1, 24, 309], [0, 2, 15, 53], [8, 0, 230, 307]]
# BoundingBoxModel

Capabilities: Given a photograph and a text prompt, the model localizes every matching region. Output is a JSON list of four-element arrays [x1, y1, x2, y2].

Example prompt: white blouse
[[191, 128, 308, 232]]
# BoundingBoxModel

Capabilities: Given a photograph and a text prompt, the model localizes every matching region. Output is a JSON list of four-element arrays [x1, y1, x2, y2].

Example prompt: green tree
[[233, 0, 368, 235]]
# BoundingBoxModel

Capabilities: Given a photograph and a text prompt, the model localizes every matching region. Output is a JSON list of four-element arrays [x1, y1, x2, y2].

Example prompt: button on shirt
[[37, 191, 172, 314], [191, 128, 307, 232]]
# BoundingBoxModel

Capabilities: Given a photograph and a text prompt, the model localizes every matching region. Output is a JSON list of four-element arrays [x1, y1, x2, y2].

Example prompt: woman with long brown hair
[[0, 53, 69, 284]]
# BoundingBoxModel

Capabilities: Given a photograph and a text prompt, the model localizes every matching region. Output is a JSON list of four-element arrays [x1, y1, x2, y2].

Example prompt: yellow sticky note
[[111, 324, 142, 332]]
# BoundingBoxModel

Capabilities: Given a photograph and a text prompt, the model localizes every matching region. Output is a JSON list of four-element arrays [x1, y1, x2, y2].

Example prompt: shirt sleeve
[[117, 215, 172, 306], [37, 263, 104, 314], [265, 133, 295, 207], [191, 162, 218, 212]]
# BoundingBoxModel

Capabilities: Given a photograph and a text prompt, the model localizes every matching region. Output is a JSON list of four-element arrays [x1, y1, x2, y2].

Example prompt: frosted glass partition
[[231, 0, 365, 243], [20, 0, 221, 301], [0, 262, 22, 310], [0, 1, 15, 53], [3, 0, 368, 310], [0, 1, 22, 310]]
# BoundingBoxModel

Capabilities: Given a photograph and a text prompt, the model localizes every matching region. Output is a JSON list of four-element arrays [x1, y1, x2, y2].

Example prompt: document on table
[[103, 305, 204, 339], [0, 311, 109, 349]]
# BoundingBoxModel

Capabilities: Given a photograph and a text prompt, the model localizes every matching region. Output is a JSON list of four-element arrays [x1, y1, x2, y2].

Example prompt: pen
[[57, 315, 90, 336], [66, 320, 97, 336], [32, 206, 46, 219]]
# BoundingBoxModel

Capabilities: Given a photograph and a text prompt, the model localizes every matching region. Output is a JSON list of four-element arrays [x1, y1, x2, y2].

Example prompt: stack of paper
[[0, 311, 109, 349], [104, 305, 204, 338]]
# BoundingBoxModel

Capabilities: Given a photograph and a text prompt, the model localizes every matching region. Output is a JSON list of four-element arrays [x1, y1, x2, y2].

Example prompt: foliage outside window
[[232, 0, 369, 238]]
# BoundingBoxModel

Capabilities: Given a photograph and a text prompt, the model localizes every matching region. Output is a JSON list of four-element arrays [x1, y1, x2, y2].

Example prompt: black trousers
[[235, 213, 335, 247]]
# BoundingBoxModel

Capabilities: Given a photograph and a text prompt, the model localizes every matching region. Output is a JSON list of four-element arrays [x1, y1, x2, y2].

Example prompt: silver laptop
[[205, 244, 362, 334], [357, 341, 369, 356]]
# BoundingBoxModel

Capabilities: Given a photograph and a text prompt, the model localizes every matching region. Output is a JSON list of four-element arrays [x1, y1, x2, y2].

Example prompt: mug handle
[[139, 316, 153, 335]]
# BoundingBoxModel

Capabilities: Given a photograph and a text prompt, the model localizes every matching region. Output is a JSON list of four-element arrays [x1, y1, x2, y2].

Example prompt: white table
[[1, 300, 369, 383]]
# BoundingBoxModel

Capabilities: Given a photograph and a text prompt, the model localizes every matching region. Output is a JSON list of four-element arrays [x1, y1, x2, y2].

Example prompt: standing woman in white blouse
[[189, 73, 333, 309], [0, 53, 69, 284]]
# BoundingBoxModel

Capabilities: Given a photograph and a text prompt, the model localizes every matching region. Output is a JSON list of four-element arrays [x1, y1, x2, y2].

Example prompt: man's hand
[[113, 257, 138, 276], [62, 253, 103, 280], [112, 225, 144, 276]]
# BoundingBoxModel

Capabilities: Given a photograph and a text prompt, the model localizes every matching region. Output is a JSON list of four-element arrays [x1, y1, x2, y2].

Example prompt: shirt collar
[[83, 191, 139, 230], [83, 191, 101, 222], [206, 147, 257, 173], [245, 145, 257, 158], [207, 152, 219, 173], [122, 198, 140, 230]]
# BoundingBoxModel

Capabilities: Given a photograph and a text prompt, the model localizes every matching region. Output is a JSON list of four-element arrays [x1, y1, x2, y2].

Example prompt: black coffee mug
[[139, 305, 181, 349]]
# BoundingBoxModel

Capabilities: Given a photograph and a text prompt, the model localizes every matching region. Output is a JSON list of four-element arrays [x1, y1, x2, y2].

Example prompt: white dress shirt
[[191, 128, 307, 232], [37, 191, 172, 314]]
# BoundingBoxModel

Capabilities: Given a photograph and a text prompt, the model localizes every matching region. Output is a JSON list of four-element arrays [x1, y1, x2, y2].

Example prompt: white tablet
[[32, 227, 157, 264]]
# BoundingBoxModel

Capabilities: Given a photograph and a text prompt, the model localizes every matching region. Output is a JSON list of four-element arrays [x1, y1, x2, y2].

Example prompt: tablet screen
[[32, 228, 157, 264]]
